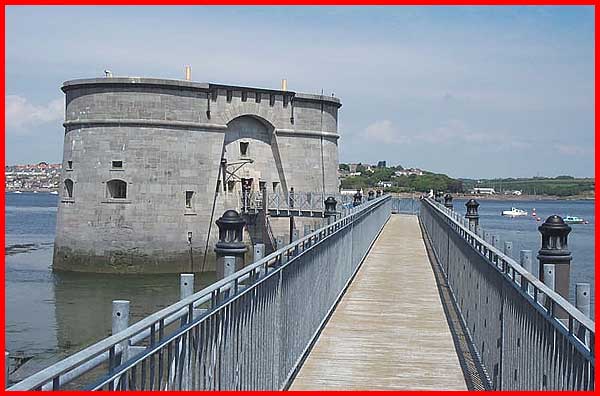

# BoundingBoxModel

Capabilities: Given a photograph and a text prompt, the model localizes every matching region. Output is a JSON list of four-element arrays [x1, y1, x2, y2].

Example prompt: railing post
[[538, 215, 571, 319], [491, 234, 499, 248], [214, 210, 247, 280], [465, 199, 479, 230]]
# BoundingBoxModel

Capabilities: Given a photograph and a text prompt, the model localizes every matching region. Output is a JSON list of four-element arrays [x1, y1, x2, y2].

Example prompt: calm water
[[5, 192, 216, 379], [4, 193, 595, 378], [453, 198, 595, 317]]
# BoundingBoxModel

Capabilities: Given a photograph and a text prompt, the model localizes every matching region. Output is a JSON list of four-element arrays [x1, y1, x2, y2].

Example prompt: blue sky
[[5, 6, 595, 178]]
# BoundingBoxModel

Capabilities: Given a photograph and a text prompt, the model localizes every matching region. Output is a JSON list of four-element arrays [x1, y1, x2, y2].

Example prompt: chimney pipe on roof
[[281, 79, 287, 91], [185, 66, 192, 81]]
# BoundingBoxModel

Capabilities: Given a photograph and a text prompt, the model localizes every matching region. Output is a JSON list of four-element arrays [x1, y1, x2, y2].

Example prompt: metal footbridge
[[6, 195, 595, 391]]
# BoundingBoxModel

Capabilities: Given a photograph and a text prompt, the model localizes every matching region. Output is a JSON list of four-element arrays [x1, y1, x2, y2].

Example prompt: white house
[[472, 187, 496, 195]]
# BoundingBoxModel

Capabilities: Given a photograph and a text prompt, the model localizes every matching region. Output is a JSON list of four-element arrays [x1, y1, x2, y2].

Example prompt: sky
[[5, 6, 595, 179]]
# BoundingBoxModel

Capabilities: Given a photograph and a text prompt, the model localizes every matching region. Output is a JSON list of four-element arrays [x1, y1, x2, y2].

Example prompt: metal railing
[[391, 197, 419, 215], [8, 195, 392, 391], [241, 191, 353, 213], [419, 197, 594, 391]]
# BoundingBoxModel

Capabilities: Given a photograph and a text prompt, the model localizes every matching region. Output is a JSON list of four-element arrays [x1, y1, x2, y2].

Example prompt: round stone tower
[[53, 77, 342, 273]]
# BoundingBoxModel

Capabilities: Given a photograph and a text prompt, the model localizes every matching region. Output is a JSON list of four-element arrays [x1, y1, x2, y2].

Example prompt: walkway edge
[[281, 212, 392, 390]]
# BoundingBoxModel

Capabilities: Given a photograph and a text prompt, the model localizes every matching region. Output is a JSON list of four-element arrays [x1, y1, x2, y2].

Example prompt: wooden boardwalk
[[290, 214, 468, 390]]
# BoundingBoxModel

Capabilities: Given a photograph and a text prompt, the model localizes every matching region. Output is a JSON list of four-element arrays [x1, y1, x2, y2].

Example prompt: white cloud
[[556, 144, 593, 157], [5, 95, 63, 134], [364, 120, 411, 144]]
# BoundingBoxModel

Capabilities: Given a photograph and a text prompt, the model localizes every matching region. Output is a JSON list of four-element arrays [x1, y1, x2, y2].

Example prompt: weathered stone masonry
[[53, 77, 342, 273]]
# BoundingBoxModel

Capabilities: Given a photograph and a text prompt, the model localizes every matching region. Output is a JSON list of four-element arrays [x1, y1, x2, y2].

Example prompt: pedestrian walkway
[[290, 214, 468, 390]]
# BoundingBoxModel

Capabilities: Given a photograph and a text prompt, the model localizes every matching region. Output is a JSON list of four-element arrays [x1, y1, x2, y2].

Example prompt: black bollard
[[376, 190, 382, 198], [353, 190, 363, 207], [444, 193, 453, 209], [465, 199, 480, 229], [214, 210, 247, 280], [367, 190, 375, 201], [538, 215, 572, 319], [324, 196, 338, 223]]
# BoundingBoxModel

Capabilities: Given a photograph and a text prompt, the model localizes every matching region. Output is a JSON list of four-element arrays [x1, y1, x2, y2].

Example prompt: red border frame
[[0, 2, 597, 394]]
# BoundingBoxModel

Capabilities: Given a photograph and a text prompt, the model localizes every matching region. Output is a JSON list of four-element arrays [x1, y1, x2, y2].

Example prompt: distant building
[[504, 190, 522, 196], [377, 161, 386, 168], [394, 168, 424, 177], [341, 189, 362, 195], [472, 187, 496, 195], [377, 181, 392, 188]]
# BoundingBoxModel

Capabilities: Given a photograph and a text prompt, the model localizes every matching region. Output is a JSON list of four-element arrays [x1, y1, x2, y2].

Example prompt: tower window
[[272, 181, 280, 192], [227, 180, 236, 191], [185, 191, 194, 208], [240, 142, 249, 156], [226, 90, 233, 102], [211, 90, 218, 101], [255, 92, 261, 103], [107, 179, 127, 199], [241, 91, 248, 102], [64, 179, 74, 198], [283, 95, 289, 108], [67, 160, 73, 170], [269, 94, 275, 106], [112, 160, 123, 169]]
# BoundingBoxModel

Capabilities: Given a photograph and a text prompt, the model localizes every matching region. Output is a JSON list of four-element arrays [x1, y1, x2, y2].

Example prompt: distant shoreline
[[392, 192, 595, 201]]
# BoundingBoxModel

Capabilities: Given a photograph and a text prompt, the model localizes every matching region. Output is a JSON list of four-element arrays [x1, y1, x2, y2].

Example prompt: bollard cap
[[538, 215, 572, 236], [216, 210, 245, 227]]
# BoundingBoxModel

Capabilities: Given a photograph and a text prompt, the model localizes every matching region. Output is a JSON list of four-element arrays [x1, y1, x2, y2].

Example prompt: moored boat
[[564, 215, 587, 224], [502, 207, 528, 217]]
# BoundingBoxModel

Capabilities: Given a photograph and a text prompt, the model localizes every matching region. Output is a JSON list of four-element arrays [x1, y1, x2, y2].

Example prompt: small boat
[[50, 191, 58, 195], [502, 207, 528, 217], [13, 190, 22, 194], [564, 216, 586, 224]]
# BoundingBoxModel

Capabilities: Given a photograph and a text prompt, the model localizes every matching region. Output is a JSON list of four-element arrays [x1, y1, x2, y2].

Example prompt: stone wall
[[54, 77, 342, 273]]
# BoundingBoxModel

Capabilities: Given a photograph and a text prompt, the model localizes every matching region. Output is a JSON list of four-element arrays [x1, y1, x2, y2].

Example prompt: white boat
[[50, 191, 58, 195], [502, 207, 528, 217], [13, 190, 22, 194]]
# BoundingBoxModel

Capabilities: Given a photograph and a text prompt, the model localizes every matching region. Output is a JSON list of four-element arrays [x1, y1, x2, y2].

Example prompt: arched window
[[107, 179, 127, 199], [64, 179, 74, 198]]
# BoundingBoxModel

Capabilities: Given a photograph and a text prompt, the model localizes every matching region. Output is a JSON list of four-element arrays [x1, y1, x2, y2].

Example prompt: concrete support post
[[483, 231, 491, 243], [542, 264, 555, 311], [112, 300, 130, 364], [476, 225, 482, 237], [520, 250, 533, 295], [180, 274, 194, 300], [253, 243, 265, 262], [538, 215, 572, 319], [491, 234, 499, 248], [292, 229, 300, 242], [503, 241, 513, 257], [575, 283, 591, 318], [223, 256, 236, 279]]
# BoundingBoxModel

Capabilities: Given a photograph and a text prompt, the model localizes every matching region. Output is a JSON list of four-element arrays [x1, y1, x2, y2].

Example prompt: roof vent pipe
[[281, 78, 287, 91], [185, 65, 192, 81]]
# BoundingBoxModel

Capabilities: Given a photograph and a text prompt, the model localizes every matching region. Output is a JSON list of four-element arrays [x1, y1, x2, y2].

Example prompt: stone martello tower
[[53, 77, 341, 273]]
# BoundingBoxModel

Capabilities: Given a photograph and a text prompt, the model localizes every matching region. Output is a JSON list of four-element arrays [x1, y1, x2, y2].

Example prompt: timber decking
[[290, 214, 468, 390]]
